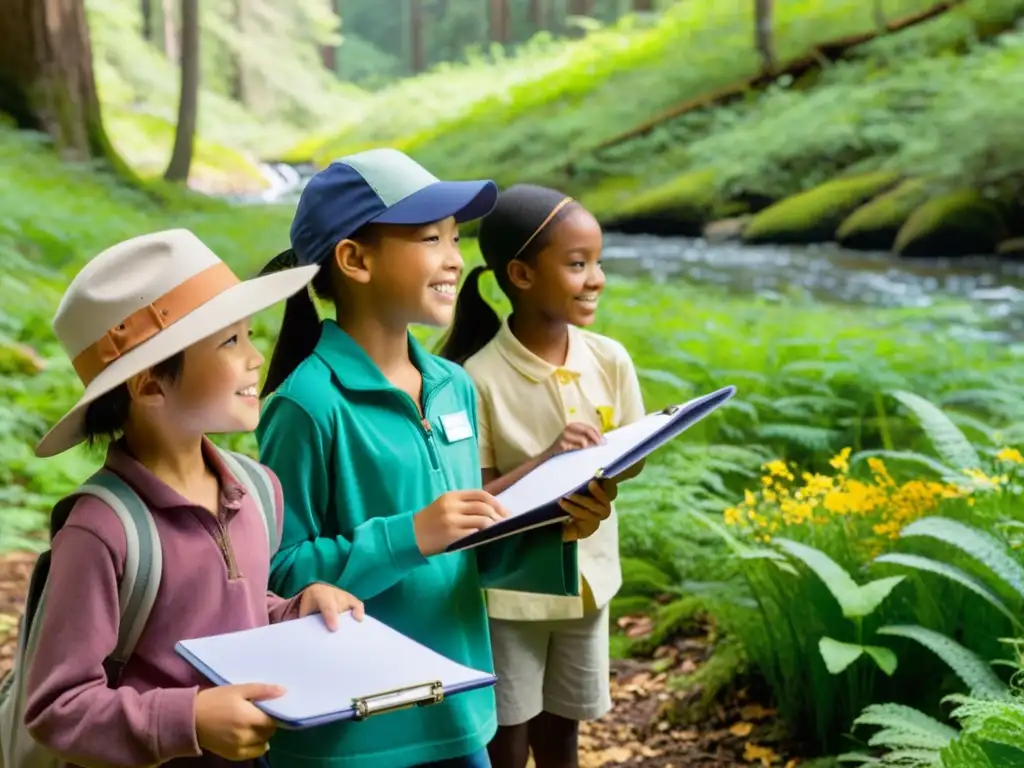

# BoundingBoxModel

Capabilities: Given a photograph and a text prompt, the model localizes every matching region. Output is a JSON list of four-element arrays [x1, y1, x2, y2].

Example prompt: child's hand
[[298, 583, 365, 630], [543, 422, 604, 461], [194, 683, 284, 761], [559, 479, 617, 542], [611, 458, 646, 483], [414, 490, 510, 556]]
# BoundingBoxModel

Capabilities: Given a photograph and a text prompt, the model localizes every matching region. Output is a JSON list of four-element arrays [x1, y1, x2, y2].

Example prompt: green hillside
[[293, 0, 1024, 255]]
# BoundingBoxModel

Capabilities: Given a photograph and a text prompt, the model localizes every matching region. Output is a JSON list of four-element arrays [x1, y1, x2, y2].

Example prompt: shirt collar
[[313, 320, 452, 393], [494, 317, 585, 384], [104, 436, 245, 512]]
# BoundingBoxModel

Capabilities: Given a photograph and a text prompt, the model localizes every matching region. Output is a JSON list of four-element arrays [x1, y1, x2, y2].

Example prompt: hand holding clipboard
[[445, 385, 737, 553]]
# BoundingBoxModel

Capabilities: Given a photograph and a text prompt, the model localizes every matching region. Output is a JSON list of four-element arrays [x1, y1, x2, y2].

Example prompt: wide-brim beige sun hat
[[35, 228, 319, 458]]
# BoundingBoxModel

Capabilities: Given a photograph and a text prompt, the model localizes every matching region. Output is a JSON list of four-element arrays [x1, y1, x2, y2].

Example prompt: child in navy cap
[[256, 150, 612, 767]]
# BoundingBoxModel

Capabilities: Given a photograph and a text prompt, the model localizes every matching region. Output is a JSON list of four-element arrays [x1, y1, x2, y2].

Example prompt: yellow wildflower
[[829, 447, 852, 473], [764, 460, 794, 481], [996, 447, 1024, 465]]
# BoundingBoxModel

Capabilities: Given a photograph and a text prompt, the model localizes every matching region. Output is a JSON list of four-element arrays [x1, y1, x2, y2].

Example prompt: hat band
[[72, 261, 240, 386]]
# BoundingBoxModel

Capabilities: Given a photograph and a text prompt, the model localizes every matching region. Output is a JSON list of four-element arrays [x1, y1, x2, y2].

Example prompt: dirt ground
[[0, 553, 802, 766]]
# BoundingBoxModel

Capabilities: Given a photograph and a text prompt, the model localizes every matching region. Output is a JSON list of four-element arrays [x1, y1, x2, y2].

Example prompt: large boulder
[[602, 169, 727, 237], [836, 179, 931, 251], [894, 190, 1007, 258], [741, 171, 901, 245]]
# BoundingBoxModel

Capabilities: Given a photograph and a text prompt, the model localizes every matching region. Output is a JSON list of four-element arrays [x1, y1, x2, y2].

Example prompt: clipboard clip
[[352, 681, 444, 720]]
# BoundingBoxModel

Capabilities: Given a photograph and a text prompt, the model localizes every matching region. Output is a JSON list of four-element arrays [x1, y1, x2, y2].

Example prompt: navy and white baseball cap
[[262, 148, 498, 274]]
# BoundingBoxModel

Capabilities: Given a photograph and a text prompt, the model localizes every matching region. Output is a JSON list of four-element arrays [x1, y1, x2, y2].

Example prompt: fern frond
[[872, 553, 1021, 630], [854, 703, 958, 740], [756, 423, 843, 451], [877, 625, 1008, 700], [899, 517, 1024, 601], [889, 390, 980, 471]]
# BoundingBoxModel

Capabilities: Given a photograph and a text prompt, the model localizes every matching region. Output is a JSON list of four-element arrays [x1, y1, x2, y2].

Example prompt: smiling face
[[507, 206, 605, 327], [352, 217, 465, 328], [159, 318, 265, 434]]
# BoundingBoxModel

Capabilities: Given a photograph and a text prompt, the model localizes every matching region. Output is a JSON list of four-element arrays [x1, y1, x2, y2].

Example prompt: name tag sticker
[[439, 411, 474, 443]]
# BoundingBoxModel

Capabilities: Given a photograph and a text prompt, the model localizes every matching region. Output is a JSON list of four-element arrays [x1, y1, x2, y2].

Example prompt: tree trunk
[[568, 0, 593, 15], [409, 0, 425, 73], [874, 0, 887, 29], [754, 0, 776, 75], [633, 0, 654, 10], [529, 0, 548, 29], [0, 0, 120, 164], [231, 0, 247, 102], [489, 0, 510, 43], [164, 0, 198, 182], [141, 0, 154, 41], [161, 0, 178, 61]]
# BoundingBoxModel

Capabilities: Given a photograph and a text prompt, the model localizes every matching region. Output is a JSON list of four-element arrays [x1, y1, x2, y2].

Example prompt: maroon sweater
[[24, 439, 303, 768]]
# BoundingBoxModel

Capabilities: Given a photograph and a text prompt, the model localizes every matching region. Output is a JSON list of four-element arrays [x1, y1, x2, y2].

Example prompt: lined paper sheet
[[176, 614, 496, 729]]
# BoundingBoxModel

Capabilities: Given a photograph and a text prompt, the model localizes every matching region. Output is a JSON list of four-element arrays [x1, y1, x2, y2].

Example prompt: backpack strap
[[70, 470, 163, 680], [216, 448, 279, 556]]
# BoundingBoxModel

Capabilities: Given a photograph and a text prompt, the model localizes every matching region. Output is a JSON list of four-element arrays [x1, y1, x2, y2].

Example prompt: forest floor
[[0, 552, 802, 767]]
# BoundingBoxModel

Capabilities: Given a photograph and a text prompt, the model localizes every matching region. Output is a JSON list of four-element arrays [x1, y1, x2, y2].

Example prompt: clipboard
[[446, 384, 736, 553], [175, 614, 497, 730]]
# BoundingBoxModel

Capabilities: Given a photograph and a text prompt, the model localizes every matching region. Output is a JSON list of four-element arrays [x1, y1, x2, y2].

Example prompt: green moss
[[603, 169, 721, 235], [894, 189, 1007, 257], [836, 178, 932, 251], [609, 595, 654, 623], [630, 595, 705, 656], [579, 175, 647, 222], [618, 556, 676, 598], [105, 110, 269, 194], [666, 634, 749, 725], [742, 171, 901, 245]]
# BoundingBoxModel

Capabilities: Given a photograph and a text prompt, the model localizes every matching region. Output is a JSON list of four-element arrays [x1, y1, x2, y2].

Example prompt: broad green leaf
[[819, 637, 864, 675], [819, 637, 898, 676], [864, 645, 899, 676], [776, 538, 905, 618]]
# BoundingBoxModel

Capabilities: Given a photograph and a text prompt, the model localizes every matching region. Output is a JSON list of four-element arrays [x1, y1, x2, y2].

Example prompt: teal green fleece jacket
[[256, 321, 579, 768]]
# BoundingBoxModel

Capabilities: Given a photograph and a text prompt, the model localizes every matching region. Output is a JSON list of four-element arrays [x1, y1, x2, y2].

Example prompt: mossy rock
[[742, 171, 902, 245], [603, 169, 724, 237], [998, 237, 1024, 259], [579, 175, 647, 222], [894, 190, 1007, 258], [836, 178, 931, 251]]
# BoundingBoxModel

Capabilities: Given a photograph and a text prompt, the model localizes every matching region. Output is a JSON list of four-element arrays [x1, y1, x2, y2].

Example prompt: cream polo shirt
[[463, 318, 646, 622]]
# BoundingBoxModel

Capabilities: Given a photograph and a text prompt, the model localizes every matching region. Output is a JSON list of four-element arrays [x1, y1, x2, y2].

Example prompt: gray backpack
[[0, 448, 278, 768]]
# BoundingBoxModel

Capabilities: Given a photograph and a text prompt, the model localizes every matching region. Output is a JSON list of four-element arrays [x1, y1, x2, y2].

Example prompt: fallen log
[[570, 0, 966, 166]]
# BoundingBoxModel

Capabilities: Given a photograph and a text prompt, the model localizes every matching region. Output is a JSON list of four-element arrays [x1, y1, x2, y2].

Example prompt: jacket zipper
[[401, 381, 445, 473]]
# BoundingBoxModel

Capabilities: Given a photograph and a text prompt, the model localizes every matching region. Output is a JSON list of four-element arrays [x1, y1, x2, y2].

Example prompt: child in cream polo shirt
[[439, 184, 646, 768]]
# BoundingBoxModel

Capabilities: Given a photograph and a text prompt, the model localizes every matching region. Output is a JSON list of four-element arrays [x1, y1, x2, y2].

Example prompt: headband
[[511, 196, 575, 261]]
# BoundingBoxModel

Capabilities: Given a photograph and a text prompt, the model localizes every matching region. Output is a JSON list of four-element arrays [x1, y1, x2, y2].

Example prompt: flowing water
[[601, 232, 1024, 342], [246, 165, 1024, 342]]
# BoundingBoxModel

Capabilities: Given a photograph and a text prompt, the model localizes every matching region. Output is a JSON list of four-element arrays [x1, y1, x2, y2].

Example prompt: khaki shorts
[[488, 604, 612, 727]]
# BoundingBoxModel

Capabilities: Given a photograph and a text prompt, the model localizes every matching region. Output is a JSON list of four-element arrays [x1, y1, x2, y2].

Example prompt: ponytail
[[438, 266, 502, 365], [260, 249, 332, 398]]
